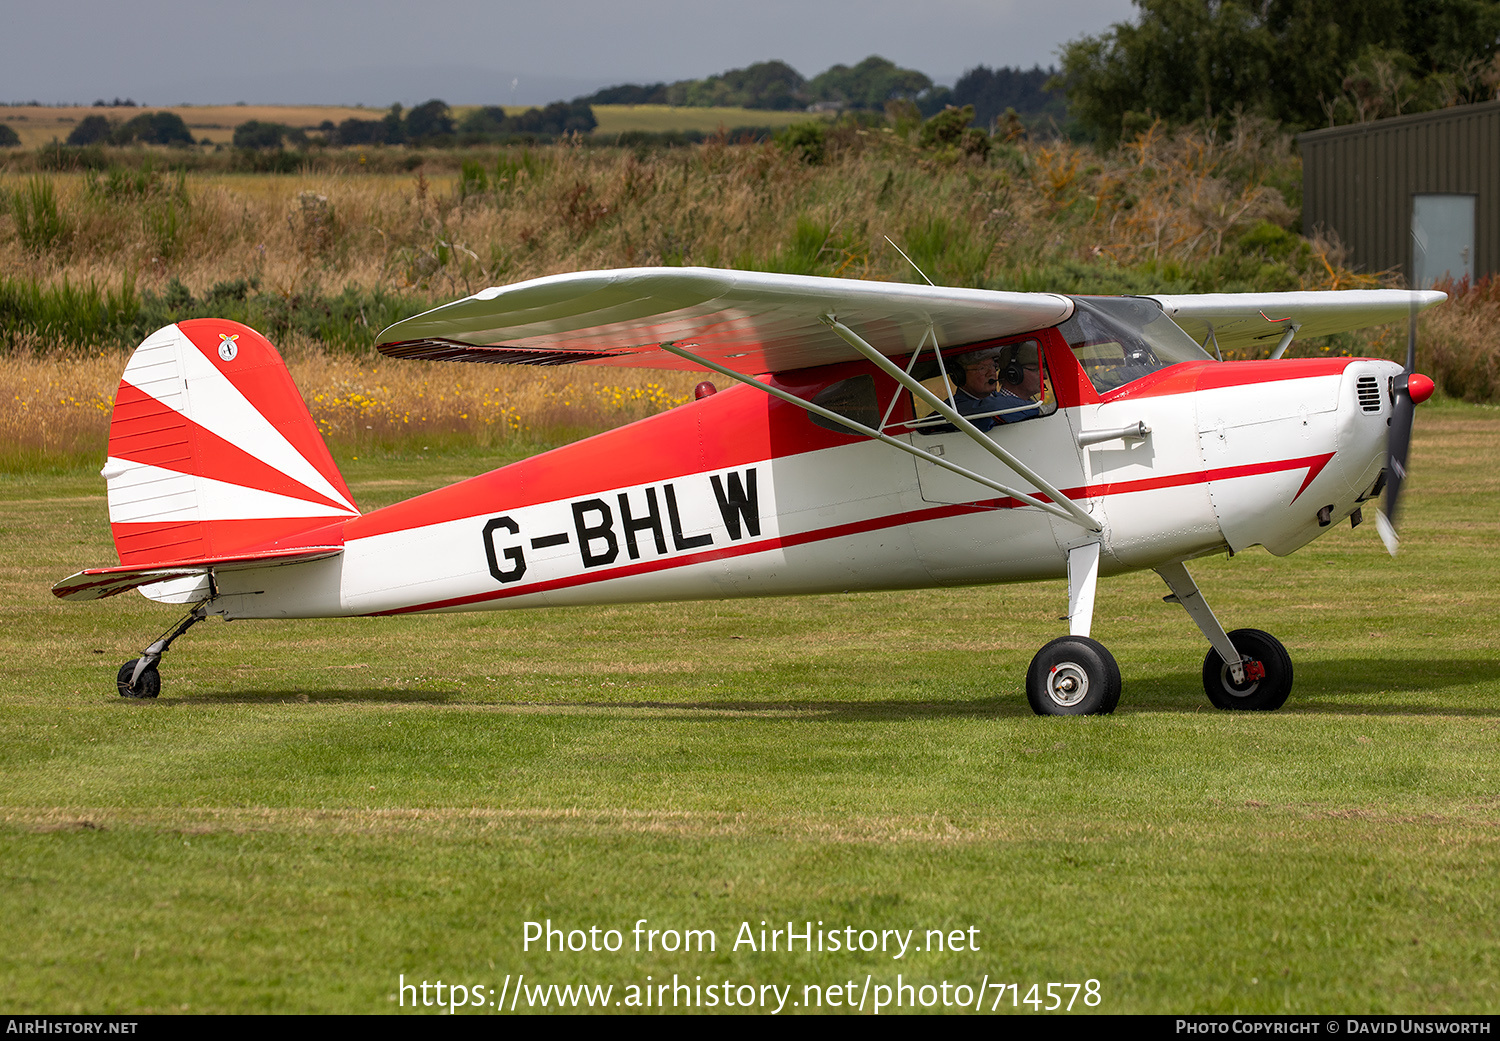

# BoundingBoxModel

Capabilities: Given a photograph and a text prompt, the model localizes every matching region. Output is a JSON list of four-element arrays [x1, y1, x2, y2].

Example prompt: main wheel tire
[[1026, 636, 1122, 716], [116, 660, 160, 699], [1202, 628, 1292, 711]]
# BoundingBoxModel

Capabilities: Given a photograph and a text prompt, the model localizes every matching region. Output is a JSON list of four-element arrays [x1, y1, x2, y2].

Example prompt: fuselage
[[205, 327, 1400, 621]]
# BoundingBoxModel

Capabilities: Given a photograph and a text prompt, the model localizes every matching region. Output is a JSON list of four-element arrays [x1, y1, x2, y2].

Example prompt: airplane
[[52, 267, 1444, 715]]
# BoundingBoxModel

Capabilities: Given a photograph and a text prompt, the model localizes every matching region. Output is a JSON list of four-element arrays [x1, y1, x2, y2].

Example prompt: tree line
[[574, 55, 1065, 127], [21, 6, 1500, 158], [1058, 0, 1500, 145], [49, 100, 600, 152]]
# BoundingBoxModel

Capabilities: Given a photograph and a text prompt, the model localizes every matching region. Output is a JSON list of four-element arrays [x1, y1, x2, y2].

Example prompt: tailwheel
[[1202, 628, 1292, 711], [1026, 636, 1121, 716], [116, 659, 161, 699], [112, 604, 208, 699]]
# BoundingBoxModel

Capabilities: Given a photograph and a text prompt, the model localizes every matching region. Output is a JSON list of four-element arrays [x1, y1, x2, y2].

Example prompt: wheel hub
[[1220, 660, 1262, 696], [1046, 662, 1090, 707]]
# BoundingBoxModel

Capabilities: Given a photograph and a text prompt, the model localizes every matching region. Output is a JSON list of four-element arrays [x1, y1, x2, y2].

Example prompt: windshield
[[1058, 296, 1213, 393]]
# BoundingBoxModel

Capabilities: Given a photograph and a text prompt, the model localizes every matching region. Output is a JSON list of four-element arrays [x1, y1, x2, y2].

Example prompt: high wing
[[1148, 289, 1448, 352], [375, 267, 1074, 374]]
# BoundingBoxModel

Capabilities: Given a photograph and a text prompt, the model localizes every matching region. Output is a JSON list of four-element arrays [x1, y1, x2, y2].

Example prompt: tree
[[688, 60, 807, 109], [457, 102, 596, 138], [458, 106, 511, 136], [577, 83, 669, 105], [114, 111, 194, 146], [1058, 0, 1500, 143], [405, 99, 454, 140], [807, 56, 932, 110], [332, 117, 383, 146], [380, 103, 406, 145], [0, 123, 19, 147], [66, 114, 115, 146], [948, 65, 1067, 128], [1058, 0, 1273, 146], [233, 120, 287, 149]]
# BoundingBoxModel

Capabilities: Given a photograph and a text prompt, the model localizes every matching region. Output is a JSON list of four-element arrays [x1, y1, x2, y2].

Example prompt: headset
[[1000, 346, 1025, 387]]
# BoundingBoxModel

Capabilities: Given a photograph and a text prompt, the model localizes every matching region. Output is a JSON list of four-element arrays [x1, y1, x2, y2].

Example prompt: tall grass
[[10, 178, 70, 257], [1, 117, 1339, 315], [1422, 275, 1500, 402], [0, 346, 698, 472], [3, 117, 1494, 408]]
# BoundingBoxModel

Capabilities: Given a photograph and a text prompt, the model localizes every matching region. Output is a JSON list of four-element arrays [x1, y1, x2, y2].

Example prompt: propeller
[[1374, 289, 1436, 556]]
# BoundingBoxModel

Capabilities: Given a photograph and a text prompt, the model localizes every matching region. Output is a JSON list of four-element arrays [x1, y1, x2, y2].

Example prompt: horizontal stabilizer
[[52, 546, 342, 602]]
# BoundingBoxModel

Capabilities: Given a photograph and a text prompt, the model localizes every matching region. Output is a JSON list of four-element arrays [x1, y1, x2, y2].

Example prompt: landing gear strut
[[116, 604, 208, 699], [1156, 562, 1293, 711]]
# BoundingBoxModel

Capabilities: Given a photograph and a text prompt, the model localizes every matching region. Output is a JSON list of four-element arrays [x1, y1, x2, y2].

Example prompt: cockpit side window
[[907, 338, 1056, 434], [1059, 296, 1213, 393]]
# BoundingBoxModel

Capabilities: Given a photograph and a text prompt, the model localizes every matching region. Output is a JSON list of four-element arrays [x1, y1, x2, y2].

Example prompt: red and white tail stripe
[[104, 319, 358, 567]]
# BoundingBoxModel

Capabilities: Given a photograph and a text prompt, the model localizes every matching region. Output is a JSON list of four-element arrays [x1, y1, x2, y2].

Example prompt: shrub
[[776, 121, 826, 164], [0, 124, 21, 148], [919, 105, 974, 147], [83, 161, 185, 203]]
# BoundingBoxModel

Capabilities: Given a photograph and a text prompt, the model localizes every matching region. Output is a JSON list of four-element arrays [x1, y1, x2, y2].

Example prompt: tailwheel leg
[[1155, 562, 1293, 711], [117, 604, 208, 699], [1026, 542, 1120, 716]]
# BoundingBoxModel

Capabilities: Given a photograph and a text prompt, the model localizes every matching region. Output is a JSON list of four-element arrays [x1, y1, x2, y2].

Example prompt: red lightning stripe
[[369, 451, 1335, 616]]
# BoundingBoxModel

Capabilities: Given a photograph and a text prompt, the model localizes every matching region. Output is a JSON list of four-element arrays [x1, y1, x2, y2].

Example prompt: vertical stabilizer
[[104, 319, 358, 568]]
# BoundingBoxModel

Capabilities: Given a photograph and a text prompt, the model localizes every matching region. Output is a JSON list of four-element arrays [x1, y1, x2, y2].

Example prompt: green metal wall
[[1298, 100, 1500, 285]]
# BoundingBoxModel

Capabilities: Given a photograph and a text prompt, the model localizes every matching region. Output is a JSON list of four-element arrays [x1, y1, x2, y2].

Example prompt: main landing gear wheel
[[1202, 628, 1292, 711], [1026, 636, 1121, 716], [116, 659, 160, 699]]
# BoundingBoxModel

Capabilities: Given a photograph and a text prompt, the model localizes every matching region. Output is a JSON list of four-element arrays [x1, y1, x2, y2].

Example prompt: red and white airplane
[[54, 268, 1442, 714]]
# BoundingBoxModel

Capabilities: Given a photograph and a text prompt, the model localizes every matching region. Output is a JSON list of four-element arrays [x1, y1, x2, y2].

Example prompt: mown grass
[[0, 400, 1496, 1013]]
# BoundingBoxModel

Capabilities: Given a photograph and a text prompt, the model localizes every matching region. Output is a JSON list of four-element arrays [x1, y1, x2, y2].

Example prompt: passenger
[[944, 344, 1042, 431]]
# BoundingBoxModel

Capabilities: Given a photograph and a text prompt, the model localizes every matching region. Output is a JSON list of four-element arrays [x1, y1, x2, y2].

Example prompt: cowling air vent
[[1356, 374, 1381, 413]]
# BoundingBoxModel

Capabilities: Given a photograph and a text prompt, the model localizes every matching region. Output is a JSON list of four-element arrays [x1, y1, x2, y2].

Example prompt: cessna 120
[[54, 267, 1443, 715]]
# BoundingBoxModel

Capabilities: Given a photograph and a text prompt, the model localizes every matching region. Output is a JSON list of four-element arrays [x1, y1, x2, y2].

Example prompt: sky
[[5, 0, 1138, 107]]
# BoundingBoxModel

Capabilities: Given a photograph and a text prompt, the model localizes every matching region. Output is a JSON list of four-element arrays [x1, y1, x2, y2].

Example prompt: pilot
[[947, 343, 1042, 431]]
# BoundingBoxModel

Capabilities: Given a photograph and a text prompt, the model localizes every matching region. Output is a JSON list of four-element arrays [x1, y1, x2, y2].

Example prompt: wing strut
[[1268, 323, 1301, 361], [818, 315, 1101, 532], [659, 340, 1101, 533]]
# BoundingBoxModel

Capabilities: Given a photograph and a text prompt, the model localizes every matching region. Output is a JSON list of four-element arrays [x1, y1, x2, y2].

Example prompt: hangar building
[[1298, 99, 1500, 288]]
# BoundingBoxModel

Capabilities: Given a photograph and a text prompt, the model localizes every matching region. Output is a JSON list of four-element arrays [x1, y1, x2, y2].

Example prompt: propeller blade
[[1378, 292, 1421, 556], [1375, 505, 1400, 556]]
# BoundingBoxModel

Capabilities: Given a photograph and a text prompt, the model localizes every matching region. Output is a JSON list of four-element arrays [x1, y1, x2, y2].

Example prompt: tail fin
[[103, 319, 358, 569]]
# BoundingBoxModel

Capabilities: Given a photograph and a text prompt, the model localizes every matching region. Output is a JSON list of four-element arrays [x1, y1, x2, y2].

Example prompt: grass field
[[589, 105, 821, 134], [0, 398, 1496, 1014]]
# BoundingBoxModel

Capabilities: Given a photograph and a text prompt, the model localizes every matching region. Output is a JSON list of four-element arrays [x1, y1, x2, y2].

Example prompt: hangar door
[[1412, 194, 1475, 288]]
